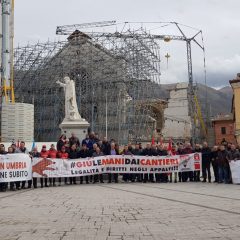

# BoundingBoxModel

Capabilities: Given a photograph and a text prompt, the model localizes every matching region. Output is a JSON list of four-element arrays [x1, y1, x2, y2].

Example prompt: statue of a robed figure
[[57, 76, 89, 140], [56, 76, 81, 120]]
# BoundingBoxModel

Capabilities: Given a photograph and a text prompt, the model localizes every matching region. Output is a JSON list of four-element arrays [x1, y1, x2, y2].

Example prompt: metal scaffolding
[[13, 21, 206, 143], [13, 26, 164, 143]]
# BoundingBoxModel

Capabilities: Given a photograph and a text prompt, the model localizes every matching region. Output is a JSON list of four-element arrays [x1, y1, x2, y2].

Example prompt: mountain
[[195, 84, 232, 117], [147, 82, 232, 117], [218, 86, 233, 96], [129, 81, 232, 117]]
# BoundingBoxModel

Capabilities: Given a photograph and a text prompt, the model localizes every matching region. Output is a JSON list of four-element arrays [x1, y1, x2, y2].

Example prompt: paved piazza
[[0, 182, 240, 240]]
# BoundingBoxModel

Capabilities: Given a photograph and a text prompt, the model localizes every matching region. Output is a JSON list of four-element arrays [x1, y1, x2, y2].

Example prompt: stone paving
[[0, 182, 240, 240]]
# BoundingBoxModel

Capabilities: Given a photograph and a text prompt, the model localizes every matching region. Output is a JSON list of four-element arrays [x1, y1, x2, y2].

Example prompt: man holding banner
[[217, 145, 229, 184]]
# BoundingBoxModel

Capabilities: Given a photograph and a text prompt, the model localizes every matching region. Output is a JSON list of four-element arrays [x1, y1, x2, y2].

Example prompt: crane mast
[[1, 0, 15, 103]]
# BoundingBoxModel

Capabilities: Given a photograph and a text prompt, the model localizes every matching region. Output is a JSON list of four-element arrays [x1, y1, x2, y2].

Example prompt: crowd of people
[[0, 132, 240, 192]]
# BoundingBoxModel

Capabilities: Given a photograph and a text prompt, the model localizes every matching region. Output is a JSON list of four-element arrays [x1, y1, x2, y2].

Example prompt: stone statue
[[56, 76, 81, 120]]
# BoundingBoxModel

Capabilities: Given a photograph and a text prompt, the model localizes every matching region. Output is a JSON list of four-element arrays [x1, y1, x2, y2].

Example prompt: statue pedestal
[[59, 118, 90, 141]]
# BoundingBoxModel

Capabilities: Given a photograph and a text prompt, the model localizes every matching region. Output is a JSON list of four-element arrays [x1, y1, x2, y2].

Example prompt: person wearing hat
[[40, 145, 49, 188]]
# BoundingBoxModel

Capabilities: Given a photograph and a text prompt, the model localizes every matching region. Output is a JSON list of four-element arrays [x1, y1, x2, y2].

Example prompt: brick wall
[[213, 120, 236, 145]]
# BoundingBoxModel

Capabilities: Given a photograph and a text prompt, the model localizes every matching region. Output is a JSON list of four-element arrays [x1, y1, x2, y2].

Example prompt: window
[[221, 127, 226, 135]]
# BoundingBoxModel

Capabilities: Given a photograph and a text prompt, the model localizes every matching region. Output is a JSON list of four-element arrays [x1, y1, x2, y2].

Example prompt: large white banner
[[229, 161, 240, 184], [0, 153, 32, 182], [0, 153, 202, 181], [2, 153, 240, 184], [32, 153, 202, 178]]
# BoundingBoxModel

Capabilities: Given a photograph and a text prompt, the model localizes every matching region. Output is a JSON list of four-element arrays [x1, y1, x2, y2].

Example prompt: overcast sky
[[14, 0, 240, 88]]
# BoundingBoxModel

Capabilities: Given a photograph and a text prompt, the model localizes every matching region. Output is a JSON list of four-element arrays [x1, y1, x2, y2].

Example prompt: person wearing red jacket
[[48, 144, 57, 187], [40, 145, 49, 188], [57, 146, 69, 186]]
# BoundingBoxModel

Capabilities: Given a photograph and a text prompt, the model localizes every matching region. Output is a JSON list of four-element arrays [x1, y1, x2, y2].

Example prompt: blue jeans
[[218, 166, 228, 183]]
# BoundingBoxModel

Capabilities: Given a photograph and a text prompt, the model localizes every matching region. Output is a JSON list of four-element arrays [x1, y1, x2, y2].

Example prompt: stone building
[[162, 82, 191, 141]]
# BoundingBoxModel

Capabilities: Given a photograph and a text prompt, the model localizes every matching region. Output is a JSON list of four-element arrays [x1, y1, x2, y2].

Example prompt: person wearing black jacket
[[88, 143, 98, 182], [156, 145, 168, 183], [201, 142, 211, 183], [57, 134, 66, 151], [122, 145, 132, 182], [79, 144, 91, 184], [68, 144, 79, 184], [141, 143, 156, 183], [127, 144, 136, 182], [69, 133, 80, 148], [89, 143, 98, 157], [217, 145, 229, 183], [227, 144, 240, 160], [211, 146, 219, 183], [101, 137, 111, 155], [132, 144, 142, 182]]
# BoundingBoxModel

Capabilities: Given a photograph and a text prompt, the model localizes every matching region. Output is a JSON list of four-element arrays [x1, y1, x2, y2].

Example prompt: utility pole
[[1, 0, 15, 103]]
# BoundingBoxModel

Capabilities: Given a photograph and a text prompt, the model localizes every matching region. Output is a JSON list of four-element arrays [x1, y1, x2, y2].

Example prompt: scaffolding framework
[[14, 27, 163, 143]]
